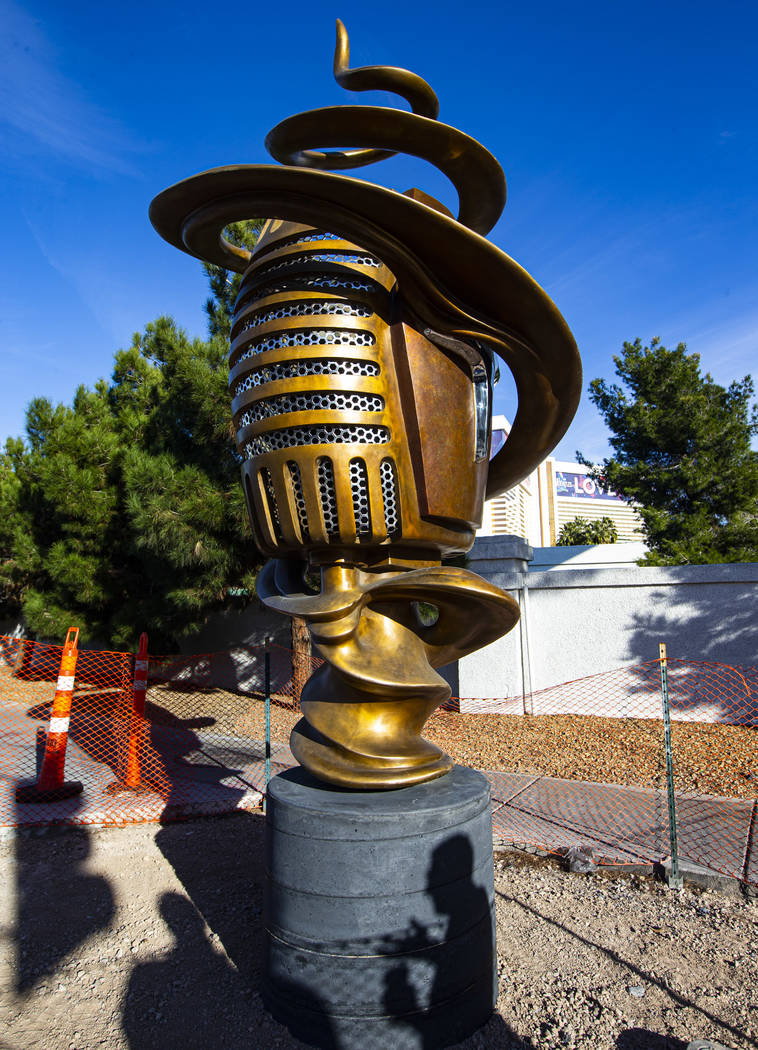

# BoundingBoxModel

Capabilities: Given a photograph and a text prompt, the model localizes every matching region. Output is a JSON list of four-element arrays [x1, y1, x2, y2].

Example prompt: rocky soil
[[426, 714, 758, 799], [146, 681, 758, 799], [1, 813, 755, 1050]]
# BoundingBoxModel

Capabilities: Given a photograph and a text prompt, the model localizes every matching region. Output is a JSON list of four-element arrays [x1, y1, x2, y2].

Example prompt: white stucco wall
[[458, 536, 758, 701]]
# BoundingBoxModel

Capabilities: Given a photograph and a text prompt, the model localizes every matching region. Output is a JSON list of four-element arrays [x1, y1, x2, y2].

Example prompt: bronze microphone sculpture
[[150, 21, 581, 790]]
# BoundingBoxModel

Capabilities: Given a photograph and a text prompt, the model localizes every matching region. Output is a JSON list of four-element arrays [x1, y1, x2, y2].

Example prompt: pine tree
[[203, 220, 264, 340], [0, 438, 33, 612], [581, 338, 758, 564], [0, 222, 264, 647]]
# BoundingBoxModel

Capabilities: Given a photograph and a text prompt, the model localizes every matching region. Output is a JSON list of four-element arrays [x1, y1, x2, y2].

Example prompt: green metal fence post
[[659, 642, 683, 889], [264, 637, 271, 814]]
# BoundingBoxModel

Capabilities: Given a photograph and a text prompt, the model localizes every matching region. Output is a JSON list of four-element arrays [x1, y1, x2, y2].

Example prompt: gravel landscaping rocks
[[1, 812, 755, 1050], [147, 683, 758, 799], [425, 714, 758, 800]]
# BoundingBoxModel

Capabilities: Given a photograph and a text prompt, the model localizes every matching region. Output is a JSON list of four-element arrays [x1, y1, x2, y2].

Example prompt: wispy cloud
[[680, 312, 758, 384], [652, 287, 758, 386], [4, 341, 74, 371], [0, 0, 143, 175], [22, 208, 126, 343]]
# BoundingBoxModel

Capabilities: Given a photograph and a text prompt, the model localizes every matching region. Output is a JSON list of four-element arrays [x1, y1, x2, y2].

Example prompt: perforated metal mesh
[[241, 299, 371, 333], [245, 425, 390, 458], [260, 468, 282, 538], [254, 251, 382, 279], [238, 391, 384, 428], [292, 230, 343, 243], [380, 458, 401, 538], [287, 461, 310, 541], [232, 358, 380, 398], [349, 458, 371, 537], [244, 275, 378, 303], [237, 328, 375, 364], [317, 457, 339, 536], [264, 230, 343, 250]]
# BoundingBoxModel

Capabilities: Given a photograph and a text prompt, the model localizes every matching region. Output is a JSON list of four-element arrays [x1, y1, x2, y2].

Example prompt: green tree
[[0, 222, 264, 648], [0, 438, 33, 612], [203, 220, 264, 339], [557, 516, 618, 546], [580, 338, 758, 564]]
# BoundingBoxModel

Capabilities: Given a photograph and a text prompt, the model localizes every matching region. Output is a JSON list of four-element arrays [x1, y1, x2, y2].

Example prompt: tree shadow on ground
[[122, 892, 257, 1050], [153, 812, 264, 985], [125, 815, 300, 1050], [24, 694, 254, 814], [616, 1030, 687, 1049], [12, 793, 115, 994]]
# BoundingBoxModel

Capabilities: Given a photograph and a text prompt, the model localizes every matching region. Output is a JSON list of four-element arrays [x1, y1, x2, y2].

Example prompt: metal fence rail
[[1, 634, 755, 885]]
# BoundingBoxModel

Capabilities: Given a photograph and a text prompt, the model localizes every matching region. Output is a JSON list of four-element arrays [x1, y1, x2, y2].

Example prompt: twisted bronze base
[[258, 558, 519, 789]]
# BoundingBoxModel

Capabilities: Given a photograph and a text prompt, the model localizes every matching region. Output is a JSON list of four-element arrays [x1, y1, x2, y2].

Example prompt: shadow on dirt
[[12, 794, 115, 994], [496, 887, 755, 1050], [123, 813, 271, 1050], [122, 891, 259, 1050], [616, 1030, 687, 1049], [153, 812, 264, 985]]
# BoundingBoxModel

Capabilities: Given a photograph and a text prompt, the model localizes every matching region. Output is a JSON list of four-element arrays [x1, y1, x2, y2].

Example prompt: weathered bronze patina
[[150, 21, 581, 789]]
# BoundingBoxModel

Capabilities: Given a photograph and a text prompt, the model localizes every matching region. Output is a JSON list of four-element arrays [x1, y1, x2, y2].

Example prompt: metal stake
[[264, 638, 271, 813], [659, 643, 682, 888]]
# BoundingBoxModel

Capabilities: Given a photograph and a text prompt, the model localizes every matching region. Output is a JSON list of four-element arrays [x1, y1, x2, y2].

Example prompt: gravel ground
[[426, 714, 758, 799], [144, 684, 758, 799], [1, 812, 755, 1050]]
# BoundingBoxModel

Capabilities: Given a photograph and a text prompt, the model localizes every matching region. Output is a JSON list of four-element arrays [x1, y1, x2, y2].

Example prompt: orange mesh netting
[[1, 634, 755, 884]]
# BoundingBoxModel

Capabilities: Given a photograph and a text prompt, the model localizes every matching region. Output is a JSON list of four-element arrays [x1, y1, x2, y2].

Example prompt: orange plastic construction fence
[[1, 634, 755, 885]]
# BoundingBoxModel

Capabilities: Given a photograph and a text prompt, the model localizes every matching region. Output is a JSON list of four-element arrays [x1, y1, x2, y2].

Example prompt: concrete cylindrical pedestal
[[263, 765, 496, 1049]]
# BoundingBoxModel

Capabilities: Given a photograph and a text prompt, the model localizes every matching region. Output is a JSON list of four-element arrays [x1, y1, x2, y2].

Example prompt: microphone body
[[230, 219, 492, 567]]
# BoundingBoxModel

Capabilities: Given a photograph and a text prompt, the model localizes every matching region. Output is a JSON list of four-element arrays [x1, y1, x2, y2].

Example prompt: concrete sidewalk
[[487, 770, 757, 883]]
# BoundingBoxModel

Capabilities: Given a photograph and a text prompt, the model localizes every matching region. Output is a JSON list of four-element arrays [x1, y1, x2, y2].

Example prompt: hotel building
[[479, 417, 645, 546]]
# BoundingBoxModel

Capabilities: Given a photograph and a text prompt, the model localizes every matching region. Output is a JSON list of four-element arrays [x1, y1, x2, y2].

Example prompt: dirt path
[[1, 813, 755, 1050]]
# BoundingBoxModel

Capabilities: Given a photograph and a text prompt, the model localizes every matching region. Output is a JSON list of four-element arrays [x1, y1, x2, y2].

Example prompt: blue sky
[[2, 0, 756, 463]]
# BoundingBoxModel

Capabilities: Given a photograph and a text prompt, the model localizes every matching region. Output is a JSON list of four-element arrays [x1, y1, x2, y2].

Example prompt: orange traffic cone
[[107, 632, 151, 794], [16, 628, 84, 803]]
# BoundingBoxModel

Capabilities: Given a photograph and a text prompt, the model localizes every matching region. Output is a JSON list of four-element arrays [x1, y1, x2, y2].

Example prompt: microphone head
[[230, 219, 493, 565]]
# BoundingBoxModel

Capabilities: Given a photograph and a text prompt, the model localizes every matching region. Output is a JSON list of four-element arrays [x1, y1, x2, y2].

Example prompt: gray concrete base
[[661, 858, 741, 894], [263, 765, 496, 1049]]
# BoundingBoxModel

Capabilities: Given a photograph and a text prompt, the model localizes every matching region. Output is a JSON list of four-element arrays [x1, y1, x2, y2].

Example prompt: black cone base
[[15, 779, 84, 803]]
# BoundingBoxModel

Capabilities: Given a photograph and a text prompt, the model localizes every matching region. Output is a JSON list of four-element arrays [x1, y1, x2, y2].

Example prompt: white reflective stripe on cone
[[56, 675, 75, 691], [49, 717, 70, 733]]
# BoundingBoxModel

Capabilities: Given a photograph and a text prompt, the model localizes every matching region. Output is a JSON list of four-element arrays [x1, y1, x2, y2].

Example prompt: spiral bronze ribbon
[[150, 19, 581, 499]]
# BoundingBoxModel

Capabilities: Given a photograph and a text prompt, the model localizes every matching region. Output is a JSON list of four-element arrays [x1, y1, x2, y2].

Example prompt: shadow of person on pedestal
[[382, 833, 530, 1049]]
